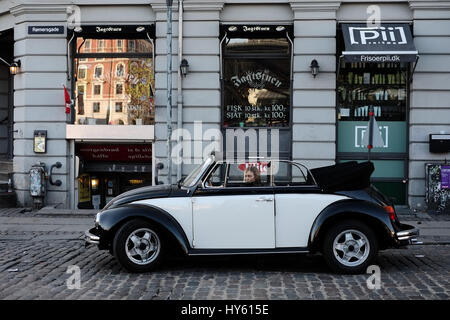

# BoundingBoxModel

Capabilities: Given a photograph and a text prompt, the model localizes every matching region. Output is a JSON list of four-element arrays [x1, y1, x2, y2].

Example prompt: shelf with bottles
[[340, 61, 409, 71], [339, 84, 407, 88], [338, 86, 407, 103], [338, 101, 406, 107], [338, 71, 407, 86], [337, 104, 406, 122]]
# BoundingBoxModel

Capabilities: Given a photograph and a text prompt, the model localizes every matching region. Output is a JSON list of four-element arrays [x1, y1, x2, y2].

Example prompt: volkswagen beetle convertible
[[85, 154, 419, 274]]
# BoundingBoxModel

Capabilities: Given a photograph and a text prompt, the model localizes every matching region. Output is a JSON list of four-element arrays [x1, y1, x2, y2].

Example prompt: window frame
[[92, 102, 101, 113], [222, 54, 292, 130], [117, 39, 123, 52], [115, 102, 123, 113], [220, 26, 293, 130], [116, 62, 125, 77], [93, 65, 103, 79], [77, 65, 87, 80], [97, 39, 105, 52], [201, 160, 317, 190], [115, 82, 124, 95], [71, 30, 155, 126], [93, 83, 102, 96]]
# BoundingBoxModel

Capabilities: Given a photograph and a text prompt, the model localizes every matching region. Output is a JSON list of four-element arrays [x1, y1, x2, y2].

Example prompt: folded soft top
[[310, 161, 375, 192]]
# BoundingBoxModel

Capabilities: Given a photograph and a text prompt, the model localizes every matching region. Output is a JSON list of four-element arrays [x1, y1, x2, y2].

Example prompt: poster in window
[[442, 166, 450, 189]]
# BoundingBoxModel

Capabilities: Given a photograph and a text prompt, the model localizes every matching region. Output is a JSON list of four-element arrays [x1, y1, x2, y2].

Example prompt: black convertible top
[[310, 161, 375, 192]]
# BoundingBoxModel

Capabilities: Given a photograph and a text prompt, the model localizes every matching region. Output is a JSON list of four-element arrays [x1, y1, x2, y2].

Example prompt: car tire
[[322, 220, 378, 274], [113, 219, 164, 273]]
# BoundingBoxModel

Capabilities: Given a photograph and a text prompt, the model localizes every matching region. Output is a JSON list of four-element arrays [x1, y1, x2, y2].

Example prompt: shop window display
[[223, 37, 291, 128]]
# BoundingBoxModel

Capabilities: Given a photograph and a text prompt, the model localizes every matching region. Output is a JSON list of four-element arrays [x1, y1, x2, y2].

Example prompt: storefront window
[[220, 25, 293, 160], [74, 37, 154, 125], [337, 61, 408, 122], [223, 38, 291, 128], [77, 38, 151, 54]]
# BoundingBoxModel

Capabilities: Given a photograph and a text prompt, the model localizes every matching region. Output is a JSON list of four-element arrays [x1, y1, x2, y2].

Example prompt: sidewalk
[[0, 206, 450, 244], [0, 207, 93, 241]]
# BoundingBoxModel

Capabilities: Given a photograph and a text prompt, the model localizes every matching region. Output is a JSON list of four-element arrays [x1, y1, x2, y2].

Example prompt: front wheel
[[322, 220, 378, 274], [113, 219, 164, 273]]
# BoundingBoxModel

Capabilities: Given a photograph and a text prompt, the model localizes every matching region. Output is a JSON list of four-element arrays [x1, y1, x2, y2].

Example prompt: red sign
[[238, 162, 268, 173], [76, 144, 152, 163]]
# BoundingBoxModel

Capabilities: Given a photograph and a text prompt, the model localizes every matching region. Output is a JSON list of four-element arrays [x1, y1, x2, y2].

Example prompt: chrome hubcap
[[333, 229, 370, 267], [125, 228, 160, 265]]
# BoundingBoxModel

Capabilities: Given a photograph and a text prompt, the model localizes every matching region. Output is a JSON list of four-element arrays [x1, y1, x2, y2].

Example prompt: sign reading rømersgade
[[28, 26, 65, 35]]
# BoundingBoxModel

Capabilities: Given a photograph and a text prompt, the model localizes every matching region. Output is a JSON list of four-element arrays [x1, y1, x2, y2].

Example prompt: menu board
[[224, 104, 289, 126]]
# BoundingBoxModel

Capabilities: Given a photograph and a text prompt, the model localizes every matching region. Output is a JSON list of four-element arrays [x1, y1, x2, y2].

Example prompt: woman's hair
[[244, 166, 261, 184]]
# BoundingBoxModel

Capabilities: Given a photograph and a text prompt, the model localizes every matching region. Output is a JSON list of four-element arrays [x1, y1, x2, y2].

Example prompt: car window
[[183, 157, 213, 187], [271, 161, 310, 186], [203, 163, 227, 188], [227, 162, 270, 187], [203, 161, 270, 188]]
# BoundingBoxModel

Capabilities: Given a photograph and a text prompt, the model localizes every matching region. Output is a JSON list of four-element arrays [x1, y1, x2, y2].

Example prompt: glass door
[[336, 59, 409, 205]]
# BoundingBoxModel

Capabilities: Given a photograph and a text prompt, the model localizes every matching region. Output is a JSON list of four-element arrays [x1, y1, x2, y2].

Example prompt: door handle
[[256, 197, 273, 202]]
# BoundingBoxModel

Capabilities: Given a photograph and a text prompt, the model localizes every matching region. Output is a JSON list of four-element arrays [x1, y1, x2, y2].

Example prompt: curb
[[34, 207, 97, 218]]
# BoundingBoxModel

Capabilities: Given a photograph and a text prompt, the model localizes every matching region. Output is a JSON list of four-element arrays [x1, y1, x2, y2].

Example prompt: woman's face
[[244, 170, 256, 183]]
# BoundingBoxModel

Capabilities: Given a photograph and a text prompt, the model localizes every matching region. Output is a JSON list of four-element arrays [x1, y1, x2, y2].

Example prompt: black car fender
[[308, 199, 395, 252], [97, 203, 191, 254]]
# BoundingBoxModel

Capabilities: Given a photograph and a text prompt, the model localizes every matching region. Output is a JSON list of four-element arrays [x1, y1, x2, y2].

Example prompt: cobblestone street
[[0, 236, 449, 300]]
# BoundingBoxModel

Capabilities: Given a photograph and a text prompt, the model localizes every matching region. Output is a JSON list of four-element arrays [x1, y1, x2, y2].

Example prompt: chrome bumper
[[396, 228, 420, 243], [85, 229, 100, 245]]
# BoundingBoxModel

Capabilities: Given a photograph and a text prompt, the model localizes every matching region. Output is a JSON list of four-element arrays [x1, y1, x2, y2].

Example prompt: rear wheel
[[322, 220, 378, 274], [113, 219, 164, 273]]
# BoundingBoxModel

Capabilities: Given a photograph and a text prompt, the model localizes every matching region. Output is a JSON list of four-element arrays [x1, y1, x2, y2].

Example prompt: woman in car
[[243, 166, 261, 186]]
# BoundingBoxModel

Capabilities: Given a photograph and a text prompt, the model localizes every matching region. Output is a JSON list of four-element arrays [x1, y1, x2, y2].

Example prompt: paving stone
[[0, 234, 449, 301]]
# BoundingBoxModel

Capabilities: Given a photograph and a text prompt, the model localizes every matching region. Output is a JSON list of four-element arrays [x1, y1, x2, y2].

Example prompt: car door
[[191, 162, 275, 249], [272, 161, 348, 248]]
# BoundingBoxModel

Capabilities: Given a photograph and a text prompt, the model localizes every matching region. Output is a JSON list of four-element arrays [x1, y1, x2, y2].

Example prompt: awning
[[341, 23, 418, 63]]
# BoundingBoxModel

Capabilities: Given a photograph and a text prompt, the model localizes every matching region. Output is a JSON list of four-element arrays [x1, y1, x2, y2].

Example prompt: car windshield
[[182, 157, 214, 188]]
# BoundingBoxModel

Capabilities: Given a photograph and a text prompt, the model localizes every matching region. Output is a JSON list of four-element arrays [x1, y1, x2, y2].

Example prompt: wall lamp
[[0, 57, 21, 75], [180, 58, 189, 77], [310, 59, 319, 78], [9, 60, 21, 75]]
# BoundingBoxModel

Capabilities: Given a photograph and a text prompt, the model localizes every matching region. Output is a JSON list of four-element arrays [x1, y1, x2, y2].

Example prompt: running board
[[188, 247, 310, 256]]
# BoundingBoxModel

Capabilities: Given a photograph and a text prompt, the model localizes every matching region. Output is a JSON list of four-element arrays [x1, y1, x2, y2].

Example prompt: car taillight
[[384, 206, 396, 221]]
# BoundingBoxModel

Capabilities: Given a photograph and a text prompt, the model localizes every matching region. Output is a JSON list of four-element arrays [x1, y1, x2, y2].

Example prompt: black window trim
[[200, 160, 318, 190]]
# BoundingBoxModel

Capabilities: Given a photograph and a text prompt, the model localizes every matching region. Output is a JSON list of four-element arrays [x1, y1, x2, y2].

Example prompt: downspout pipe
[[67, 32, 75, 81], [177, 0, 184, 181], [166, 0, 173, 184]]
